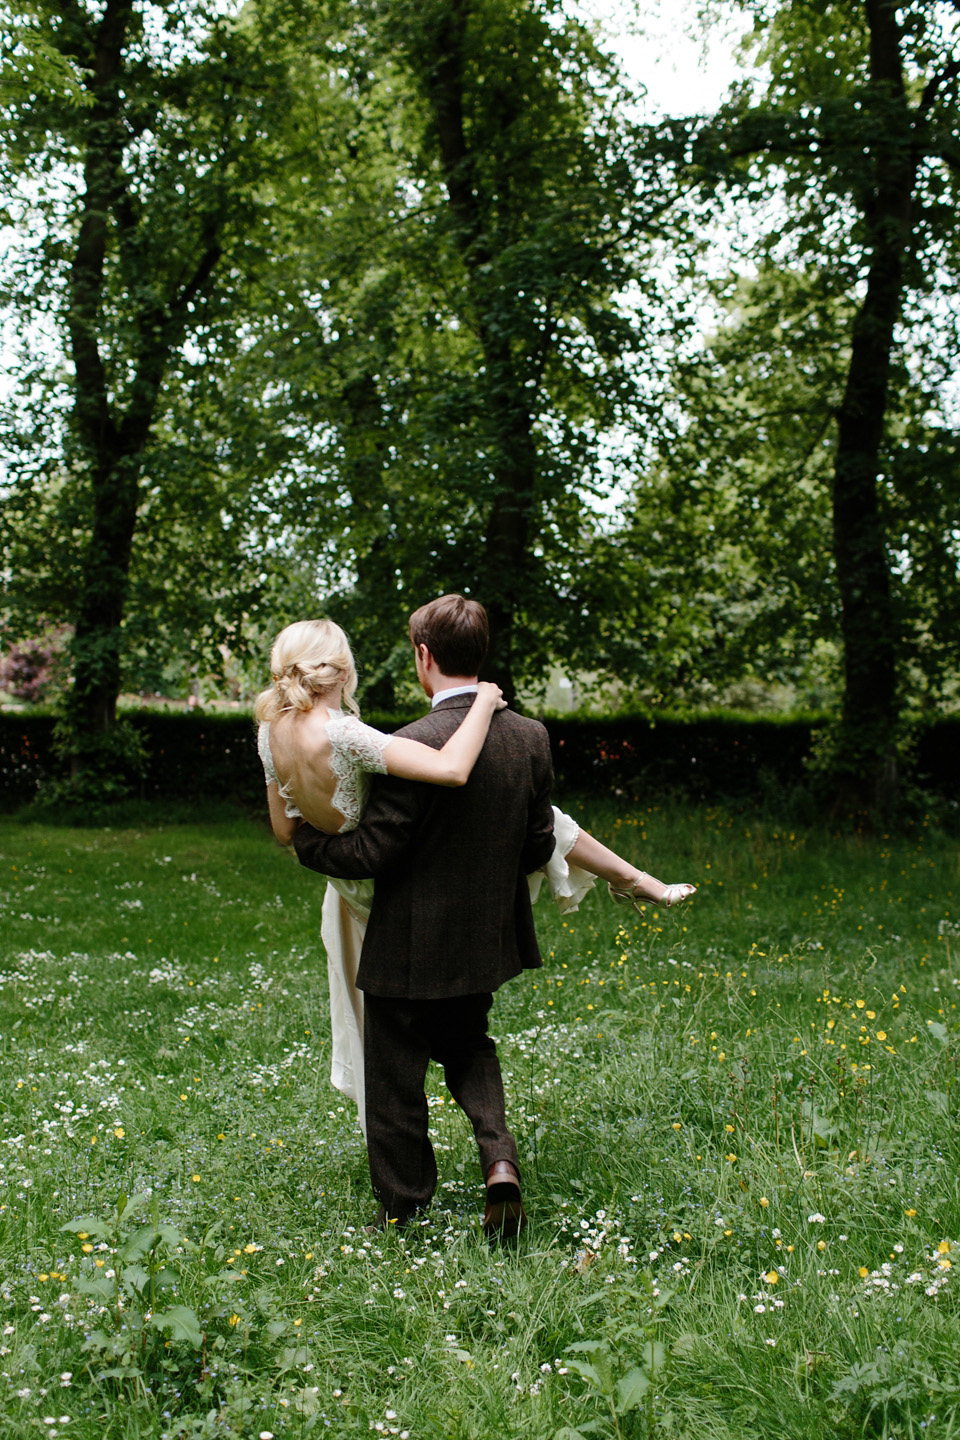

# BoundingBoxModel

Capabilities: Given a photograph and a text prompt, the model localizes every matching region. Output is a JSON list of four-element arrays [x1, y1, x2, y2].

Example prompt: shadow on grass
[[7, 794, 269, 829]]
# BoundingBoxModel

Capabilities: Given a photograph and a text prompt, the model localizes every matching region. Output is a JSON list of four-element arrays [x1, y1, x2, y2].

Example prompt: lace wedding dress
[[258, 711, 594, 1131]]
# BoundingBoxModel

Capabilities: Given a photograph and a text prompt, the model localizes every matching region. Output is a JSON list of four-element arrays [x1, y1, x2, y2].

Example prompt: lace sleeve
[[257, 723, 278, 785], [257, 721, 302, 819], [325, 711, 395, 828], [327, 711, 395, 775]]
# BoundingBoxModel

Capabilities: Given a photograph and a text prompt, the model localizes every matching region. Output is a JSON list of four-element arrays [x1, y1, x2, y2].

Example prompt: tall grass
[[0, 799, 957, 1438]]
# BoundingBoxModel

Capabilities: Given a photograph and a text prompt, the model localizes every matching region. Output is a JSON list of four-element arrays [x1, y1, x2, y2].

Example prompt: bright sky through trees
[[572, 0, 751, 115]]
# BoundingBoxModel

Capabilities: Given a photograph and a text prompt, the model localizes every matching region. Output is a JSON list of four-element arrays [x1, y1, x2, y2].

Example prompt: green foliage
[[561, 1271, 672, 1438], [0, 0, 360, 730], [678, 0, 960, 796], [218, 0, 689, 696], [60, 1193, 211, 1385], [39, 715, 150, 814], [3, 0, 959, 777], [0, 2, 92, 109]]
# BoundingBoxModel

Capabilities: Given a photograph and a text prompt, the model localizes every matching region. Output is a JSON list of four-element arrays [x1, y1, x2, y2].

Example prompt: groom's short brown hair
[[409, 594, 489, 676]]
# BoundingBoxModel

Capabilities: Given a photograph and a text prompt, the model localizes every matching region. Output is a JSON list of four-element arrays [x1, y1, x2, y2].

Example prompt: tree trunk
[[58, 0, 222, 771], [414, 0, 537, 704], [63, 0, 138, 750], [830, 0, 917, 812], [67, 453, 140, 743]]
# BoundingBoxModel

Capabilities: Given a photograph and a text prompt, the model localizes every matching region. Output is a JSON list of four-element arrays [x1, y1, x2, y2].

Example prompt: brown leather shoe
[[482, 1160, 527, 1240]]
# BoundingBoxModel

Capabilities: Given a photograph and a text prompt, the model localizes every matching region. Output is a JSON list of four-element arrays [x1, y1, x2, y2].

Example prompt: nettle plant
[[560, 1270, 673, 1440], [61, 1192, 244, 1394]]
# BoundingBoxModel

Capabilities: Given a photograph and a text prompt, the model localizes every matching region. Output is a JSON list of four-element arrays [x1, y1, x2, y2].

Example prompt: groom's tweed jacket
[[293, 695, 556, 999]]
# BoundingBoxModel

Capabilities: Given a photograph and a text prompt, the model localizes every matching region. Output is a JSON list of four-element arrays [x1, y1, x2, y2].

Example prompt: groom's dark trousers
[[294, 695, 555, 1221]]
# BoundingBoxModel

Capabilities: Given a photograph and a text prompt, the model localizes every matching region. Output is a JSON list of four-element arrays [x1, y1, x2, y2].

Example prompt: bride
[[255, 616, 694, 1129]]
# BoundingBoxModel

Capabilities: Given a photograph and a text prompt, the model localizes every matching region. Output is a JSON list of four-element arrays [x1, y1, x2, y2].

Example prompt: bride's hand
[[477, 680, 507, 711]]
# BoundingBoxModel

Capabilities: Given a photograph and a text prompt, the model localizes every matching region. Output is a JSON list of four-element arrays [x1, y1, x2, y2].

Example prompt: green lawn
[[0, 800, 957, 1439]]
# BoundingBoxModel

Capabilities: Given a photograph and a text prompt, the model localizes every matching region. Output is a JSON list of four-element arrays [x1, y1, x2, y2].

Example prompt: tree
[[691, 0, 960, 807], [239, 0, 688, 703], [0, 0, 346, 774]]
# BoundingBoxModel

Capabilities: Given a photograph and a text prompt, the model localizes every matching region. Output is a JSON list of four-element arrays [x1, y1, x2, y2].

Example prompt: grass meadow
[[0, 796, 958, 1439]]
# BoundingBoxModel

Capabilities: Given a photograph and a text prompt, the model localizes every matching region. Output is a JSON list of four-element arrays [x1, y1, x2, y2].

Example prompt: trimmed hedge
[[546, 713, 819, 800], [2, 708, 959, 810], [0, 711, 266, 808], [0, 712, 57, 802]]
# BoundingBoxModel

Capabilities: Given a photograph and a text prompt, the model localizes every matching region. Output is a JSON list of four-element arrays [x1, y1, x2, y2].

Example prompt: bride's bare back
[[267, 705, 351, 834]]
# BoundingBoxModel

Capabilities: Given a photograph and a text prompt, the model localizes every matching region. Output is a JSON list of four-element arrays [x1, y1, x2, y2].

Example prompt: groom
[[293, 594, 555, 1236]]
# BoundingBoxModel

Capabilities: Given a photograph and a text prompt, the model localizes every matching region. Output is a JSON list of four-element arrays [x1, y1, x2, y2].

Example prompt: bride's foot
[[608, 871, 696, 912]]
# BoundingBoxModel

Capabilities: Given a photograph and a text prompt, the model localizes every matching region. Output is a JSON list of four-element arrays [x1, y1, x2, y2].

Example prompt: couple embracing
[[256, 594, 694, 1238]]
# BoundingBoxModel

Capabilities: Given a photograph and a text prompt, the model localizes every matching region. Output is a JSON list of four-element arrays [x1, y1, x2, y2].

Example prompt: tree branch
[[864, 0, 905, 95], [118, 230, 223, 455]]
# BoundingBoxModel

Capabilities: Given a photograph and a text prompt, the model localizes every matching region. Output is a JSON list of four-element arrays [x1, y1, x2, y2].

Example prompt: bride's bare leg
[[566, 830, 695, 908]]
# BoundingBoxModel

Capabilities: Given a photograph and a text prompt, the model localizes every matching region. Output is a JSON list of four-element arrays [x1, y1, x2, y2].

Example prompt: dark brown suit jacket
[[294, 696, 556, 999]]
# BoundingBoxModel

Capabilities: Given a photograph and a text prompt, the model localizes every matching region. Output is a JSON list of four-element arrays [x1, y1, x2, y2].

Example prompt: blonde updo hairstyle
[[255, 619, 360, 723]]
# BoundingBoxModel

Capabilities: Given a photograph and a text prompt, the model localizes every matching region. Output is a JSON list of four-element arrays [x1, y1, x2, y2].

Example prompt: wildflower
[[938, 1241, 951, 1255], [759, 1197, 770, 1208], [859, 1267, 869, 1278], [807, 1213, 826, 1224], [113, 1127, 125, 1139], [764, 1271, 779, 1285]]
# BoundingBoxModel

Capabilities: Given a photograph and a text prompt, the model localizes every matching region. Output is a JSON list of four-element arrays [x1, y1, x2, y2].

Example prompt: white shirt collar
[[431, 684, 479, 708]]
